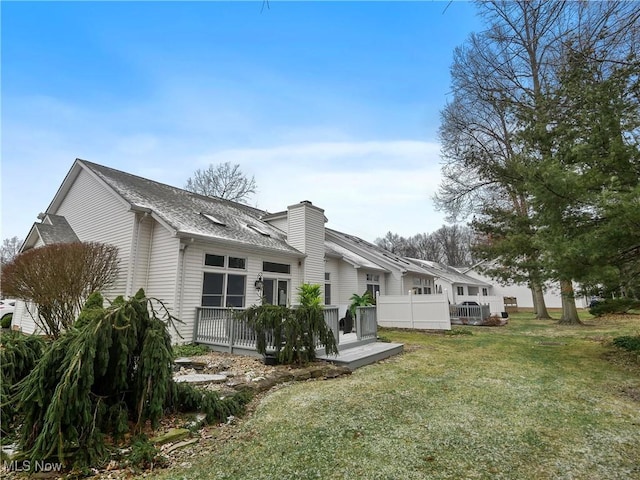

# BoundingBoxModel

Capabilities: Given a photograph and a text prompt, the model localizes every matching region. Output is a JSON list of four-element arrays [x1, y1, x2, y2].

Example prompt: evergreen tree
[[13, 289, 251, 471]]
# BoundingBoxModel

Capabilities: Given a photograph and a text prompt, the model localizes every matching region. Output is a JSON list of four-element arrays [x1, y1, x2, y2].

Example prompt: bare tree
[[1, 242, 119, 337], [433, 225, 474, 266], [185, 162, 257, 203], [375, 227, 475, 265], [412, 233, 444, 263], [1, 236, 22, 265], [375, 232, 408, 256]]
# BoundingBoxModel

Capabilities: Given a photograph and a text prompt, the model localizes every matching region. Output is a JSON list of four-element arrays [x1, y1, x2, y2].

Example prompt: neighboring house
[[461, 267, 590, 310], [324, 229, 437, 308], [12, 159, 435, 341], [407, 259, 493, 303]]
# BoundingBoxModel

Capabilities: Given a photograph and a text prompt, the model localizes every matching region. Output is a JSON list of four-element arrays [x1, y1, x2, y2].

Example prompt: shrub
[[125, 435, 168, 472], [612, 335, 640, 353], [238, 283, 338, 366], [1, 242, 119, 338], [589, 297, 640, 316], [1, 314, 12, 329], [0, 331, 47, 436], [349, 291, 374, 318], [168, 382, 252, 424], [13, 289, 177, 470], [173, 343, 210, 358]]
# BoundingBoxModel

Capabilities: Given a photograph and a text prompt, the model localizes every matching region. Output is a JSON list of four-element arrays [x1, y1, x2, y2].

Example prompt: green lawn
[[155, 314, 640, 480]]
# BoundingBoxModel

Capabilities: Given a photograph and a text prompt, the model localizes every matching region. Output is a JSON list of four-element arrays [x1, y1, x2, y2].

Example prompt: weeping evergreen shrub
[[14, 289, 176, 469], [13, 289, 253, 472], [169, 382, 252, 424], [239, 284, 338, 365], [0, 331, 46, 436]]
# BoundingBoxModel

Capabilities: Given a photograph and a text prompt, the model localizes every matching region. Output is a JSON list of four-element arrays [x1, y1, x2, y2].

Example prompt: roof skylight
[[248, 224, 271, 237], [200, 212, 226, 226]]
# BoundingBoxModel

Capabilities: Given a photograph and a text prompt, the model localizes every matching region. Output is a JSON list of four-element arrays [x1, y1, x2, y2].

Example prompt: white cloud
[[2, 89, 448, 243], [197, 140, 447, 240]]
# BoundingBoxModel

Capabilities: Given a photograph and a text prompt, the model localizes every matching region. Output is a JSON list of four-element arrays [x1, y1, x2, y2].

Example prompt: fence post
[[409, 290, 414, 329]]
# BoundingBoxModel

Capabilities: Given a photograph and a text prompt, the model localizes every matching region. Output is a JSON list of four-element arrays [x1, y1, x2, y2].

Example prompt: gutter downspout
[[128, 212, 149, 297], [144, 220, 155, 292], [176, 241, 191, 343]]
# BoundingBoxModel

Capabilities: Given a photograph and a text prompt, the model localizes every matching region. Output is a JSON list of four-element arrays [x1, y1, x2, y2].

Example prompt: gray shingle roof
[[326, 228, 434, 276], [408, 259, 491, 286], [325, 239, 386, 271], [79, 160, 302, 256], [36, 214, 80, 245]]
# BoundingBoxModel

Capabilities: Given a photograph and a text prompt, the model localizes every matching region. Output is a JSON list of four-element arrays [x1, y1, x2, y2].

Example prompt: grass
[[152, 313, 640, 480]]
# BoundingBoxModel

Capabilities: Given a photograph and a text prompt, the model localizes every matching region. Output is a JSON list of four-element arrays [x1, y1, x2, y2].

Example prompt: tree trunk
[[532, 281, 552, 319], [558, 279, 582, 325]]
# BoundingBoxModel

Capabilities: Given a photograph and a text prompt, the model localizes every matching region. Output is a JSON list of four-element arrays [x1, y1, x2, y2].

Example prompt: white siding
[[264, 216, 288, 232], [357, 269, 389, 297], [11, 301, 41, 334], [384, 271, 404, 296], [178, 241, 300, 343], [287, 202, 325, 294], [55, 168, 134, 298], [145, 222, 181, 341], [338, 261, 358, 314]]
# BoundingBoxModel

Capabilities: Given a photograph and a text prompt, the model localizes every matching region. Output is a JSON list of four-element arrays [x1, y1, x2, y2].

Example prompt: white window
[[204, 254, 246, 270], [457, 286, 464, 295], [202, 253, 247, 307], [263, 261, 291, 274], [202, 272, 246, 307], [367, 284, 380, 297]]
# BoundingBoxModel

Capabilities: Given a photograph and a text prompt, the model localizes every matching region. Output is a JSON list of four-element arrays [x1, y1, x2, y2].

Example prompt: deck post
[[193, 307, 201, 343]]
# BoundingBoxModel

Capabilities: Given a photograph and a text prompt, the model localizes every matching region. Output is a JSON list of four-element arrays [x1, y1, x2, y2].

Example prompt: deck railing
[[356, 306, 377, 341], [449, 304, 491, 325], [194, 306, 346, 355]]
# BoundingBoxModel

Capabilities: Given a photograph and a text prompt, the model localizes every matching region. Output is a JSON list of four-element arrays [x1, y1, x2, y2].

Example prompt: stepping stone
[[174, 358, 208, 370], [151, 428, 190, 445], [173, 373, 227, 385], [174, 357, 193, 365]]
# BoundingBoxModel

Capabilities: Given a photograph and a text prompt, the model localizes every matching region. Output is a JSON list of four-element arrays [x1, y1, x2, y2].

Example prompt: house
[[12, 159, 434, 347], [460, 267, 590, 310], [407, 259, 493, 302]]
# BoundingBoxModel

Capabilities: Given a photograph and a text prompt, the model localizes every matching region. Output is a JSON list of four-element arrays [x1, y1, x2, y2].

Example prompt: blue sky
[[1, 1, 483, 243]]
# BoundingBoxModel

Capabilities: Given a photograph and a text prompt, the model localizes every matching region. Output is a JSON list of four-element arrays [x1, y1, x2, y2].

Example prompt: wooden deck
[[316, 341, 404, 370]]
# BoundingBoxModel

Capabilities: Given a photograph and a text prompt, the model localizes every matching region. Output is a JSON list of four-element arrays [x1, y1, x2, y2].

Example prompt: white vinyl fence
[[377, 294, 451, 330]]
